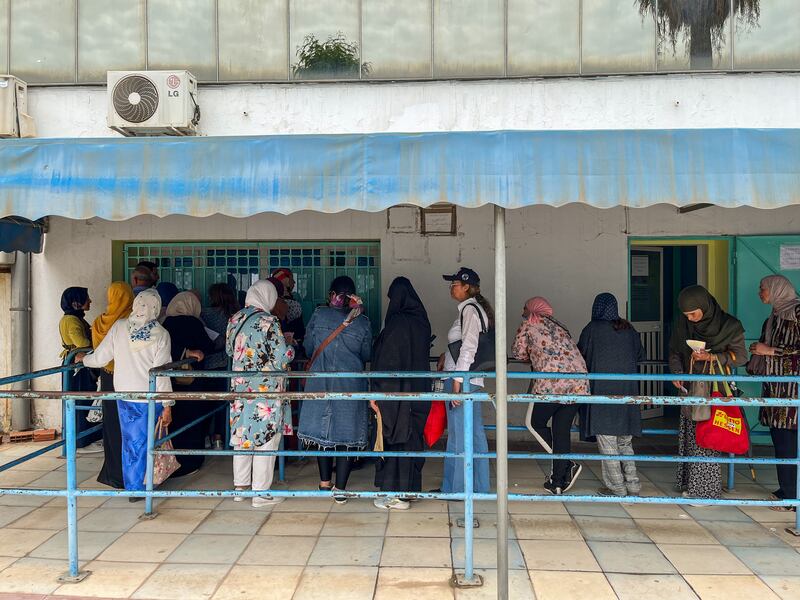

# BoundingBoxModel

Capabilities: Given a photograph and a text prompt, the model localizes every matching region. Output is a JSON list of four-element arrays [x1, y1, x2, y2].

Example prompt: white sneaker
[[332, 487, 348, 505], [373, 497, 410, 511], [233, 486, 247, 502], [252, 495, 284, 508], [77, 440, 104, 454]]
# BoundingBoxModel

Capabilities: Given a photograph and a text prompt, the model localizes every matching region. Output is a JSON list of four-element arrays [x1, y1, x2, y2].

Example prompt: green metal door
[[735, 235, 800, 349], [734, 235, 800, 425], [123, 241, 381, 335]]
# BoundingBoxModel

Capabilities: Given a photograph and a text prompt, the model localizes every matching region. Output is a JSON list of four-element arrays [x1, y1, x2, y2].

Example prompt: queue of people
[[59, 260, 799, 511]]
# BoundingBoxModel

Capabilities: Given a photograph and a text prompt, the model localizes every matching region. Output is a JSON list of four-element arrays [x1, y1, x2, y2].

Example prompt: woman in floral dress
[[226, 279, 294, 508], [512, 297, 589, 495]]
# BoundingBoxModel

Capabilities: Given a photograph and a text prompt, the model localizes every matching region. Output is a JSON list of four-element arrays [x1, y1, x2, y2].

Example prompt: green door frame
[[627, 236, 736, 318]]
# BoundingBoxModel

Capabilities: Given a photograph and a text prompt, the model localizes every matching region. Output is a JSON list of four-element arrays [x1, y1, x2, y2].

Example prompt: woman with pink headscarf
[[512, 297, 589, 495]]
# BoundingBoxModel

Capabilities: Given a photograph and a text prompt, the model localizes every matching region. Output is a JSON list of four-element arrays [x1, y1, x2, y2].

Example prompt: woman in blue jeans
[[439, 267, 491, 494]]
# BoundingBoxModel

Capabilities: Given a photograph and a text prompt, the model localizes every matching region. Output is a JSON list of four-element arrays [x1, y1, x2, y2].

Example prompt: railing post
[[143, 375, 157, 518], [794, 388, 800, 533], [454, 377, 481, 587], [224, 401, 231, 449], [494, 203, 509, 600], [727, 455, 736, 491], [57, 397, 89, 583], [60, 362, 70, 459], [278, 436, 286, 483], [784, 383, 800, 537]]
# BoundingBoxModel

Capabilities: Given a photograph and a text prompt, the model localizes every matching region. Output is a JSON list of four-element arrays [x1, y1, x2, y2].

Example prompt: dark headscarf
[[670, 285, 743, 364], [591, 293, 619, 321], [372, 277, 432, 445], [385, 277, 431, 329], [266, 277, 285, 298], [60, 287, 89, 318], [156, 282, 179, 309]]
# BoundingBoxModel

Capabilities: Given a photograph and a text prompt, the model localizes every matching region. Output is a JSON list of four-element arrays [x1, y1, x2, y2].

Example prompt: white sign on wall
[[631, 255, 649, 277], [780, 245, 800, 270]]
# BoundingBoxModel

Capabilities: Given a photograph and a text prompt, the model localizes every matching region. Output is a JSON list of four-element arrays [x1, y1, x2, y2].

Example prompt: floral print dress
[[512, 317, 590, 395], [226, 306, 295, 449]]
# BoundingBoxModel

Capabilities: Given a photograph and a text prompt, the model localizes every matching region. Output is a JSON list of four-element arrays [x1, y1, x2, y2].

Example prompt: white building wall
[[20, 71, 800, 427], [28, 73, 800, 138]]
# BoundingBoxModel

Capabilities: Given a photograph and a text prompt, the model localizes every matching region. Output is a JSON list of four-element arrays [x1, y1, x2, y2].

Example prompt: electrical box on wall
[[0, 76, 35, 138]]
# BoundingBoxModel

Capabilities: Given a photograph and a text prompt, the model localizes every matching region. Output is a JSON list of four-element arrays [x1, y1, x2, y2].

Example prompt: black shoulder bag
[[447, 303, 496, 372]]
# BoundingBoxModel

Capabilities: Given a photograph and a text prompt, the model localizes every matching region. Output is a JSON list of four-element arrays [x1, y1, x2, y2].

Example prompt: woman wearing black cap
[[438, 267, 492, 494]]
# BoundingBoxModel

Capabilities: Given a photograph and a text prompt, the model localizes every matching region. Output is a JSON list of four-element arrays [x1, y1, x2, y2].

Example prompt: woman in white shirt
[[438, 268, 491, 494], [81, 289, 191, 496]]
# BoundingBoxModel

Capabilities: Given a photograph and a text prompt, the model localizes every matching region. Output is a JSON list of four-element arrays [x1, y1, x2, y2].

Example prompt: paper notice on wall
[[631, 255, 649, 277], [780, 245, 800, 270]]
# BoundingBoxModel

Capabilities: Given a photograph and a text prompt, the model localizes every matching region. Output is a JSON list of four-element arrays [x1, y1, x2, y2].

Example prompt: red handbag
[[695, 359, 750, 455], [423, 400, 447, 447]]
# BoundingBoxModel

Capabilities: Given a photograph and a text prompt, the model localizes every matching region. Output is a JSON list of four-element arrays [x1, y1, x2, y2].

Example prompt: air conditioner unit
[[0, 76, 35, 138], [107, 70, 199, 136]]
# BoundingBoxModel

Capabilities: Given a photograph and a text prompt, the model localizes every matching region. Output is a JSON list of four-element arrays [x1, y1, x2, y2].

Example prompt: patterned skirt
[[676, 414, 722, 499]]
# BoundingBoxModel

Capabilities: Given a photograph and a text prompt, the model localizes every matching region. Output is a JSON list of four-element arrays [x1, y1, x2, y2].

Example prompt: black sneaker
[[543, 478, 562, 495], [562, 461, 582, 493]]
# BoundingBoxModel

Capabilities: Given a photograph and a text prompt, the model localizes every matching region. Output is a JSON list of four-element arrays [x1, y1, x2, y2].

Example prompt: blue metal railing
[[0, 364, 798, 587]]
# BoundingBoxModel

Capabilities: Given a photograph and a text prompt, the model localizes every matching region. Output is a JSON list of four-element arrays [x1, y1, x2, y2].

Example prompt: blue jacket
[[298, 306, 372, 448]]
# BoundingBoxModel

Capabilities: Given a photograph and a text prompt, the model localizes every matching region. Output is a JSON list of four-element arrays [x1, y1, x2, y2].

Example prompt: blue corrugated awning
[[0, 217, 44, 253], [0, 128, 798, 220]]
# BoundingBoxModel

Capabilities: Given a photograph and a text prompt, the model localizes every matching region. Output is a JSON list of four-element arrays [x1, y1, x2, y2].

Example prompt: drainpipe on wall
[[10, 251, 31, 430]]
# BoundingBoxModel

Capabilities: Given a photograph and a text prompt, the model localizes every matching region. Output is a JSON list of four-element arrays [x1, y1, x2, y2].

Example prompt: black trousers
[[318, 445, 354, 490], [533, 403, 579, 486], [67, 367, 102, 448], [771, 427, 798, 500], [96, 371, 124, 489]]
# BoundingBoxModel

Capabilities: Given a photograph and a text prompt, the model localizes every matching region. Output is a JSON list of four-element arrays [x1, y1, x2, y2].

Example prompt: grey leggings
[[596, 435, 640, 496]]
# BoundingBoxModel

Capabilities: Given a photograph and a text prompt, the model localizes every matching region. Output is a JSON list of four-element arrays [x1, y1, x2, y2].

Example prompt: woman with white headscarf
[[81, 289, 180, 496], [225, 280, 294, 507], [162, 291, 214, 477], [749, 275, 800, 509]]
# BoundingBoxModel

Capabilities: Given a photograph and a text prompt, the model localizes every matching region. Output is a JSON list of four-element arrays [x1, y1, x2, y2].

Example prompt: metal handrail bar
[[2, 361, 799, 588]]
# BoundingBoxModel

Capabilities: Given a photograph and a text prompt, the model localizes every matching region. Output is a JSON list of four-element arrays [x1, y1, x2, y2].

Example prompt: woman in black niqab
[[372, 277, 432, 501]]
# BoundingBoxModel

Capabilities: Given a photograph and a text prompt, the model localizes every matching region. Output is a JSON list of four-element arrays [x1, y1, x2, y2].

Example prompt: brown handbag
[[686, 359, 712, 422], [174, 349, 196, 386]]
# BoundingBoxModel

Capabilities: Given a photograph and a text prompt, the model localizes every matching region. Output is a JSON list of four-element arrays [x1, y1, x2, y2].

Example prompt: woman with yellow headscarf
[[91, 282, 134, 489]]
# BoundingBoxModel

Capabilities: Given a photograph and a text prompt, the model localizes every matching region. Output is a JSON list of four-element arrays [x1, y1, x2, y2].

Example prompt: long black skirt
[[96, 371, 124, 489], [169, 385, 208, 477], [66, 367, 101, 448], [374, 403, 428, 493]]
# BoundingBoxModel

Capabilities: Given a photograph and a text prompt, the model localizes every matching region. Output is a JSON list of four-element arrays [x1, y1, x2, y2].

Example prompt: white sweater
[[444, 299, 488, 387], [83, 320, 174, 404]]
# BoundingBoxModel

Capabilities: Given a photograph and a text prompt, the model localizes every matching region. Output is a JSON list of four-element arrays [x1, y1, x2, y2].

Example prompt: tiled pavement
[[1, 441, 800, 599]]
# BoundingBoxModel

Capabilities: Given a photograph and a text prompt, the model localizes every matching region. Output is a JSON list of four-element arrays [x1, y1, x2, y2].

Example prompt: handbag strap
[[155, 417, 165, 439], [305, 318, 353, 373], [460, 302, 488, 334], [230, 310, 262, 347], [714, 356, 734, 397]]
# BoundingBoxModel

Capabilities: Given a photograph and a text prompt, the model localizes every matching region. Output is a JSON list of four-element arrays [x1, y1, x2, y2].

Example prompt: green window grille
[[123, 241, 381, 335]]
